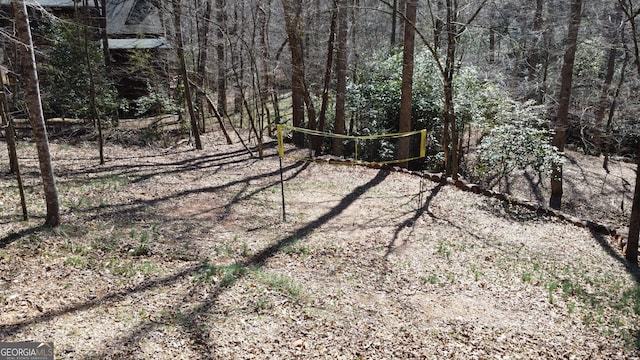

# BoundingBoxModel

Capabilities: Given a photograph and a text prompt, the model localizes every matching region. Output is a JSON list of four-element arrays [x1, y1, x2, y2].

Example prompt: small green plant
[[195, 262, 249, 288], [254, 296, 271, 312], [435, 239, 451, 260], [257, 271, 302, 299], [422, 273, 439, 285], [64, 256, 85, 268], [470, 265, 482, 281], [240, 242, 250, 257], [547, 280, 559, 304], [522, 271, 532, 282]]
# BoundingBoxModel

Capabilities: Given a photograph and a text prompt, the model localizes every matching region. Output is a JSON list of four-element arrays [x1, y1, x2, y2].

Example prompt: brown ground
[[1, 127, 639, 359]]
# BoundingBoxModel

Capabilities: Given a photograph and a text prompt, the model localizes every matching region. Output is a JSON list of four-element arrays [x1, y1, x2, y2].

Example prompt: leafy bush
[[39, 17, 123, 121], [475, 99, 563, 189], [347, 50, 494, 167]]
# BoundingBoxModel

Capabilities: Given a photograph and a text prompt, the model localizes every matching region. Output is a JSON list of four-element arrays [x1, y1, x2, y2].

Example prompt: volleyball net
[[276, 124, 427, 165]]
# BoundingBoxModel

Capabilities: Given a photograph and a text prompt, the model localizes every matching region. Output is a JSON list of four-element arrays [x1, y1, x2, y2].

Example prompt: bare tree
[[549, 0, 583, 210], [13, 0, 60, 227], [173, 0, 203, 150], [619, 0, 640, 264], [281, 0, 306, 146], [332, 0, 348, 156], [397, 0, 417, 167]]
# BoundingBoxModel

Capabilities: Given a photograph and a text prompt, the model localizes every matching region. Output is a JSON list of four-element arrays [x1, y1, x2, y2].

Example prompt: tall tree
[[315, 1, 338, 155], [216, 0, 227, 115], [332, 0, 348, 156], [592, 3, 624, 157], [397, 0, 417, 167], [281, 0, 306, 146], [82, 0, 104, 164], [13, 0, 60, 227], [619, 0, 640, 264], [549, 0, 583, 209], [441, 0, 487, 178], [173, 0, 203, 150], [196, 0, 213, 133]]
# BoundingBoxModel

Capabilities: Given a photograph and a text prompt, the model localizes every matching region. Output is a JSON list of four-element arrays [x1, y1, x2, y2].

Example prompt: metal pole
[[279, 156, 287, 222]]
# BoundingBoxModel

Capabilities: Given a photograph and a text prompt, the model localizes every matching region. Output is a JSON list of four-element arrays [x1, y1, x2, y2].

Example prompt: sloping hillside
[[1, 131, 639, 358]]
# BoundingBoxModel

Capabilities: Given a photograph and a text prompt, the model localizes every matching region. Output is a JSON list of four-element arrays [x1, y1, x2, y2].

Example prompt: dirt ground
[[1, 127, 639, 359]]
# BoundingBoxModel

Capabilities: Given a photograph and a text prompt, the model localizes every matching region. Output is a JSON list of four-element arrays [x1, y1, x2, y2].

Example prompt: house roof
[[107, 38, 170, 50], [0, 0, 81, 8], [1, 0, 165, 36]]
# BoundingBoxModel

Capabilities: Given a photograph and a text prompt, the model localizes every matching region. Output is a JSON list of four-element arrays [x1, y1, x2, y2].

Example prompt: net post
[[276, 124, 287, 222], [420, 129, 427, 158], [279, 156, 287, 222]]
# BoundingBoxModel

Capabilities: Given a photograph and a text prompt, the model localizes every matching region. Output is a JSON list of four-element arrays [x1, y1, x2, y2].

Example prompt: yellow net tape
[[277, 124, 427, 165]]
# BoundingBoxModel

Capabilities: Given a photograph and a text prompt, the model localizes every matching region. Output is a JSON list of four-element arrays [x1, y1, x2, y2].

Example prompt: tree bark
[[332, 0, 348, 157], [549, 0, 582, 210], [216, 0, 227, 115], [627, 143, 640, 264], [173, 0, 203, 150], [592, 3, 622, 157], [315, 1, 338, 155], [0, 72, 27, 220], [281, 0, 306, 146], [620, 0, 640, 263], [197, 0, 213, 133], [83, 0, 104, 164], [13, 0, 60, 227], [442, 0, 458, 178], [397, 0, 417, 167]]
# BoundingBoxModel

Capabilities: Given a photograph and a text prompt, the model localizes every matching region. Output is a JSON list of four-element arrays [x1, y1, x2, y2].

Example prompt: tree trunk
[[620, 0, 640, 264], [83, 0, 104, 164], [593, 3, 622, 156], [397, 0, 417, 168], [216, 0, 227, 115], [390, 0, 398, 51], [315, 1, 338, 155], [332, 0, 348, 157], [13, 0, 60, 227], [173, 0, 203, 150], [197, 0, 213, 133], [0, 73, 27, 220], [257, 2, 275, 137], [549, 0, 582, 210], [627, 143, 640, 264], [442, 0, 458, 178], [281, 0, 306, 146]]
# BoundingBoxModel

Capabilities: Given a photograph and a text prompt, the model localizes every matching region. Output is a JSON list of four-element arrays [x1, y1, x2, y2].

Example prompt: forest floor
[[1, 124, 640, 359]]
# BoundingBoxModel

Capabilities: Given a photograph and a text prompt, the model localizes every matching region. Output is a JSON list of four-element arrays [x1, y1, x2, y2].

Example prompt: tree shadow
[[590, 230, 640, 285], [385, 182, 443, 258], [0, 169, 391, 358]]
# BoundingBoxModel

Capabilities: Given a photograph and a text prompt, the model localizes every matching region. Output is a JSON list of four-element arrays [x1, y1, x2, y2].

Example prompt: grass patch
[[195, 262, 251, 287]]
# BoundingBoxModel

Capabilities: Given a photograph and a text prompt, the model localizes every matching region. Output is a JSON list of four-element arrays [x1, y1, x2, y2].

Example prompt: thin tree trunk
[[83, 0, 104, 164], [332, 0, 348, 157], [257, 2, 275, 137], [281, 0, 306, 146], [397, 0, 417, 168], [13, 0, 60, 227], [627, 143, 640, 264], [620, 0, 640, 263], [593, 3, 622, 156], [390, 0, 398, 51], [443, 0, 458, 177], [315, 1, 337, 155], [549, 0, 582, 210], [603, 47, 628, 172], [0, 73, 27, 220], [197, 0, 213, 133], [216, 0, 227, 115], [173, 0, 203, 150]]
